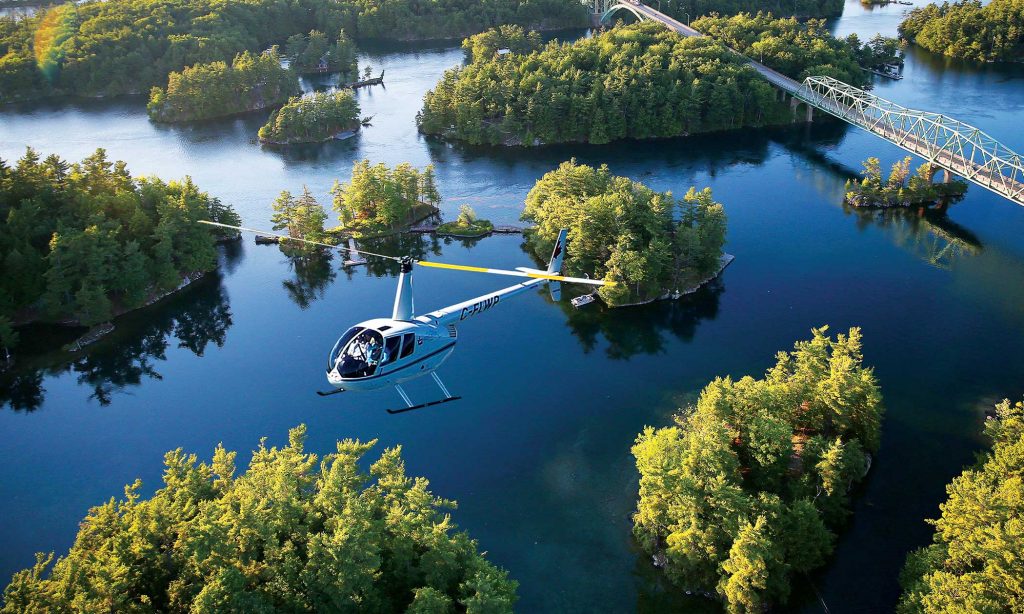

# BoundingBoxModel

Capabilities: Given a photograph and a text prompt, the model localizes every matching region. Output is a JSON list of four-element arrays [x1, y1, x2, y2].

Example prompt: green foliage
[[0, 425, 518, 612], [148, 49, 300, 122], [0, 148, 237, 326], [462, 25, 543, 63], [845, 156, 969, 208], [437, 205, 494, 237], [633, 327, 884, 610], [897, 398, 1024, 613], [270, 187, 334, 256], [0, 0, 587, 103], [419, 22, 791, 146], [331, 161, 440, 233], [259, 91, 361, 144], [521, 160, 727, 306], [899, 0, 1024, 62], [656, 0, 843, 23], [693, 13, 870, 87], [286, 29, 358, 76]]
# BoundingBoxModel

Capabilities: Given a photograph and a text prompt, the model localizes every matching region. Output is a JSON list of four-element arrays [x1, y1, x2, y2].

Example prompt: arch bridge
[[590, 1, 1024, 207]]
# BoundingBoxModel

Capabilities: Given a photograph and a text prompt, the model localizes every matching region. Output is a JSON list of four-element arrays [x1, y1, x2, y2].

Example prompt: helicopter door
[[382, 335, 403, 365]]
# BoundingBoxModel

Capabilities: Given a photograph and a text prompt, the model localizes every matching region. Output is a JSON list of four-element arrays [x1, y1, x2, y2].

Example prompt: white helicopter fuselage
[[325, 275, 548, 393]]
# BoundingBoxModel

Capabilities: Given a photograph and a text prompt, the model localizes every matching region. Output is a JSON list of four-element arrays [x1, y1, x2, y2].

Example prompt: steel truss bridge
[[592, 0, 1024, 207]]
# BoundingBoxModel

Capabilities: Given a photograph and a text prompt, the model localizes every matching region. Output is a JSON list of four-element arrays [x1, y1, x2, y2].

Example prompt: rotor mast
[[392, 257, 415, 320]]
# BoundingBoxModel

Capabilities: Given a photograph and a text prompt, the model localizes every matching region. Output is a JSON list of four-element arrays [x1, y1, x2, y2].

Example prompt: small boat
[[343, 237, 368, 267], [571, 293, 596, 308]]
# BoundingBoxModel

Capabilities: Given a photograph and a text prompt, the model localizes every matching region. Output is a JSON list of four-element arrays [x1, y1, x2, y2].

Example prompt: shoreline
[[258, 123, 360, 146], [608, 253, 735, 308]]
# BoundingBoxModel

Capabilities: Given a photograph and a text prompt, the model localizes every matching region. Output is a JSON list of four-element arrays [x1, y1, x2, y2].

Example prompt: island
[[845, 156, 968, 209], [419, 19, 870, 146], [0, 148, 241, 341], [899, 0, 1024, 63], [660, 0, 845, 23], [899, 398, 1024, 611], [633, 327, 884, 612], [331, 160, 441, 237], [521, 160, 728, 307], [258, 91, 362, 145], [436, 205, 494, 237], [0, 0, 589, 104], [284, 29, 358, 77], [148, 50, 299, 123], [0, 425, 519, 612]]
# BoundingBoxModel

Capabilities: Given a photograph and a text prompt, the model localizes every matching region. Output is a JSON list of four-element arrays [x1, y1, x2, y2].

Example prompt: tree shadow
[[0, 272, 233, 410]]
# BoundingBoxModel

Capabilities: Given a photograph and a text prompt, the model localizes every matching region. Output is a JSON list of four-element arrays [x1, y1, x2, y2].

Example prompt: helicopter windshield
[[330, 328, 385, 379]]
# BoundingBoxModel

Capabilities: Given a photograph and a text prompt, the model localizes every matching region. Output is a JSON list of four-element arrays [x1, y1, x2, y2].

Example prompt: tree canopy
[[258, 91, 361, 144], [0, 148, 239, 330], [1, 425, 518, 612], [285, 29, 358, 76], [656, 0, 843, 24], [692, 13, 871, 87], [332, 161, 440, 233], [898, 398, 1024, 613], [899, 0, 1024, 62], [148, 49, 300, 123], [521, 160, 726, 306], [633, 327, 884, 612], [270, 186, 335, 256], [0, 0, 587, 103], [420, 22, 794, 146]]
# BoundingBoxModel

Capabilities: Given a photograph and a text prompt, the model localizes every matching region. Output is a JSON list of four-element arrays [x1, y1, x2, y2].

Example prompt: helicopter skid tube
[[386, 395, 462, 414], [316, 388, 347, 397]]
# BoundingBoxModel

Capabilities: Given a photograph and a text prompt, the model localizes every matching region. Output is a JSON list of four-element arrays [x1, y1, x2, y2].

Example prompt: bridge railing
[[795, 76, 1024, 204]]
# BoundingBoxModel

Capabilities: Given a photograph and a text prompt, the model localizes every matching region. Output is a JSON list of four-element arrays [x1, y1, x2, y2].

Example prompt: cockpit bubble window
[[383, 335, 402, 365], [333, 329, 385, 379], [328, 326, 364, 370], [400, 333, 416, 358]]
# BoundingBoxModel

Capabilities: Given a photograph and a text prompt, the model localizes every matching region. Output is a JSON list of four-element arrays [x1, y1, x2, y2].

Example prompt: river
[[1, 1, 1023, 610]]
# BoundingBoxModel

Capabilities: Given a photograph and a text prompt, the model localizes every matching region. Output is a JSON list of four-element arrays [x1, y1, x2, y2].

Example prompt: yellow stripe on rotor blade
[[417, 260, 615, 286]]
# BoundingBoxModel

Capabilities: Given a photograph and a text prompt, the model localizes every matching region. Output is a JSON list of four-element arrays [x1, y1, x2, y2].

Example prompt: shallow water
[[2, 2, 1024, 610]]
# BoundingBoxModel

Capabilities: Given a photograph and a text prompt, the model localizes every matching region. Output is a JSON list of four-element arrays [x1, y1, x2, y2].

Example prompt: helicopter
[[199, 221, 612, 413]]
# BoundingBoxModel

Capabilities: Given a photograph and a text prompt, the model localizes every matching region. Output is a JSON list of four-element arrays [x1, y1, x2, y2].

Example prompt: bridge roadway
[[611, 2, 1024, 206]]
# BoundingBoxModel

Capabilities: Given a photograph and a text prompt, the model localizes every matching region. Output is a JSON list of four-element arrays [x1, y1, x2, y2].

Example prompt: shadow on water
[[0, 258, 236, 411], [546, 278, 725, 360]]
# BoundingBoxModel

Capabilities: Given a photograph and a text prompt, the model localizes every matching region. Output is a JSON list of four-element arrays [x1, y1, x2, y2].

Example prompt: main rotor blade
[[417, 260, 615, 286], [198, 220, 401, 262]]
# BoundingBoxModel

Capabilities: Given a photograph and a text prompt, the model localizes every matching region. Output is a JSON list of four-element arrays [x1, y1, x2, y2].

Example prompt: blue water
[[2, 1, 1024, 610]]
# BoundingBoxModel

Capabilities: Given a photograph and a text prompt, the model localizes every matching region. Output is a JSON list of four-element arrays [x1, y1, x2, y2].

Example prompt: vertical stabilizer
[[393, 258, 415, 320], [547, 229, 568, 273]]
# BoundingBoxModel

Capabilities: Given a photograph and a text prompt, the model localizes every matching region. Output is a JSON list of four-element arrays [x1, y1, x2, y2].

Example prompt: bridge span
[[595, 1, 1024, 207]]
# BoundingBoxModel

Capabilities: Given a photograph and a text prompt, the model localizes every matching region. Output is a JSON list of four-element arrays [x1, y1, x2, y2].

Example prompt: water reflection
[[0, 273, 233, 411], [282, 251, 338, 309], [555, 281, 724, 360], [849, 207, 983, 269]]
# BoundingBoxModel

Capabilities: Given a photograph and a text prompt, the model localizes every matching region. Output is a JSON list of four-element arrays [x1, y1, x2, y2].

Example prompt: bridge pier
[[942, 169, 952, 184], [789, 97, 813, 123]]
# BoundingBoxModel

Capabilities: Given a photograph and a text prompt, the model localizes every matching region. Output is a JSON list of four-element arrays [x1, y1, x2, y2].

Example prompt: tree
[[633, 328, 883, 608], [0, 316, 17, 361], [1, 425, 519, 612], [898, 398, 1024, 613]]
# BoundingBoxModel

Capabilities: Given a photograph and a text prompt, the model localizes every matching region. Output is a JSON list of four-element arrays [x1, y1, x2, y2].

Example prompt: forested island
[[420, 18, 876, 146], [898, 398, 1024, 612], [148, 50, 299, 122], [332, 161, 440, 236], [285, 29, 358, 76], [0, 148, 240, 337], [633, 327, 884, 611], [437, 205, 494, 237], [258, 91, 362, 145], [845, 157, 968, 209], [658, 0, 844, 21], [0, 0, 587, 104], [521, 161, 727, 306], [692, 13, 883, 87], [421, 23, 792, 146], [899, 0, 1024, 63], [1, 425, 518, 611]]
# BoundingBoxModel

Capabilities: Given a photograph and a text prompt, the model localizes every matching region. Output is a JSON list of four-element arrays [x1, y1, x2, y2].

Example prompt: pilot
[[366, 337, 382, 365]]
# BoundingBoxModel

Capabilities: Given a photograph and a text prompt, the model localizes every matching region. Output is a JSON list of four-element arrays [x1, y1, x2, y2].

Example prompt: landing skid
[[386, 373, 460, 414], [316, 388, 346, 397]]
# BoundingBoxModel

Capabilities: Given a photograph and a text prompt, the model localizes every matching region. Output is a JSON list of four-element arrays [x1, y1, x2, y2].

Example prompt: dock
[[343, 237, 367, 267], [342, 70, 385, 90]]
